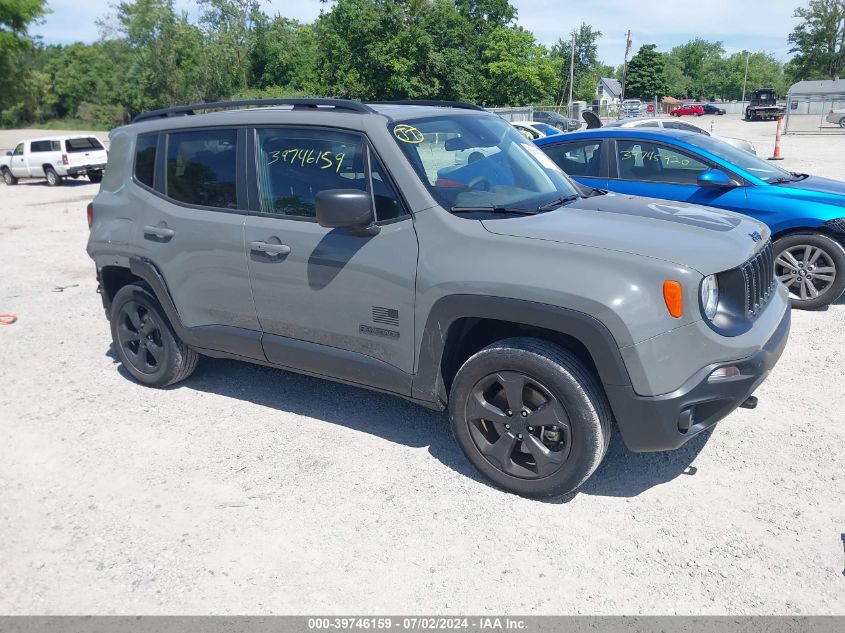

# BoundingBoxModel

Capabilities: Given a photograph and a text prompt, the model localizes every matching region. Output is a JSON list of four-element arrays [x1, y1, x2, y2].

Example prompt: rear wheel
[[2, 168, 17, 185], [88, 171, 103, 183], [109, 284, 199, 387], [774, 233, 845, 309], [449, 337, 611, 498], [44, 166, 61, 186], [838, 116, 845, 128]]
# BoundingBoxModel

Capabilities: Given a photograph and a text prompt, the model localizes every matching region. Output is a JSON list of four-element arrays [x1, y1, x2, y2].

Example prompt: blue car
[[535, 128, 845, 309]]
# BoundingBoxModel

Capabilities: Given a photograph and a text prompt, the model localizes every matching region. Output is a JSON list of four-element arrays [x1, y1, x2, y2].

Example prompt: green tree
[[788, 0, 845, 80], [455, 0, 516, 35], [198, 0, 262, 97], [623, 44, 667, 100], [477, 26, 555, 105], [549, 23, 603, 104], [107, 0, 206, 112], [666, 39, 725, 98], [0, 0, 49, 113], [251, 17, 318, 92]]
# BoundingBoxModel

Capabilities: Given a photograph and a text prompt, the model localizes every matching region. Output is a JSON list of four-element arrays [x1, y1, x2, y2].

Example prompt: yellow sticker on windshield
[[394, 124, 425, 144]]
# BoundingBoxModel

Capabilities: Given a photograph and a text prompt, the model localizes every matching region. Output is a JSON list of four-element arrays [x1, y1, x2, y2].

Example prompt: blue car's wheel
[[774, 233, 845, 310]]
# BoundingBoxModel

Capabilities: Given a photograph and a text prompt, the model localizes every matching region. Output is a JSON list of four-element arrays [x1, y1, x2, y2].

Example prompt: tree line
[[1, 0, 843, 128]]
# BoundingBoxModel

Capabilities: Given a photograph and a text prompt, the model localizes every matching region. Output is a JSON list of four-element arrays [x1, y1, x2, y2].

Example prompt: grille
[[740, 240, 775, 317]]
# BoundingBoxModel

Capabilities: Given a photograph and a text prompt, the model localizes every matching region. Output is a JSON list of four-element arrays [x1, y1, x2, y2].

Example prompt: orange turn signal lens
[[663, 280, 683, 318]]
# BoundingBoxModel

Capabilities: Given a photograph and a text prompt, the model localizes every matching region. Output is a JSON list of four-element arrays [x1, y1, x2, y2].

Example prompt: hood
[[481, 193, 769, 274], [774, 175, 845, 201]]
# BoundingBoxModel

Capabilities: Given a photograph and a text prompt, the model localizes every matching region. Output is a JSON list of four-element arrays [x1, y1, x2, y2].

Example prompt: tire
[[2, 168, 17, 185], [838, 117, 845, 128], [88, 171, 103, 183], [109, 284, 199, 387], [44, 166, 61, 186], [774, 233, 845, 310], [448, 337, 612, 498]]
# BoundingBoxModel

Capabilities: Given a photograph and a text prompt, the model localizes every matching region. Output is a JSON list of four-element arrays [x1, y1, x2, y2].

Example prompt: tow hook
[[740, 396, 758, 410]]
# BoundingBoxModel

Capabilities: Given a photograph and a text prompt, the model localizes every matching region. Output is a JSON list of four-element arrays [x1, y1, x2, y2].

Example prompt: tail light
[[87, 202, 94, 229], [62, 154, 69, 165]]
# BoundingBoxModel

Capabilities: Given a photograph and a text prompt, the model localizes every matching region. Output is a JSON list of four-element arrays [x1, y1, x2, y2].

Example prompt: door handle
[[250, 240, 291, 256], [144, 225, 175, 239]]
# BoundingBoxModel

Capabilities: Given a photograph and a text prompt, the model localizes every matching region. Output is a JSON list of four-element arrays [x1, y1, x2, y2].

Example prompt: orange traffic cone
[[769, 116, 785, 161]]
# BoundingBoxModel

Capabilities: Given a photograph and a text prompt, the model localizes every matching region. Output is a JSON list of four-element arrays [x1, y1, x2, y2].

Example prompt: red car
[[670, 104, 704, 117]]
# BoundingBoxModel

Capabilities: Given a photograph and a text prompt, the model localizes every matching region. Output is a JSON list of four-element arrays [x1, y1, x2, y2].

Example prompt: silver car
[[605, 117, 757, 154], [826, 109, 845, 127]]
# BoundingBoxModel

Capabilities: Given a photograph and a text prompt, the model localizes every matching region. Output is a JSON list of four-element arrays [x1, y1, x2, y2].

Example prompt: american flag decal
[[372, 306, 399, 327]]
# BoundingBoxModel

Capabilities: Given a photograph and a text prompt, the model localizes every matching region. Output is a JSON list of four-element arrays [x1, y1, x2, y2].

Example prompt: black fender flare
[[411, 294, 633, 404]]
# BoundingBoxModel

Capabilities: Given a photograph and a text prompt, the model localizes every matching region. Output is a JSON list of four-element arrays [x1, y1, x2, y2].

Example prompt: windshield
[[390, 115, 578, 211], [687, 134, 791, 183]]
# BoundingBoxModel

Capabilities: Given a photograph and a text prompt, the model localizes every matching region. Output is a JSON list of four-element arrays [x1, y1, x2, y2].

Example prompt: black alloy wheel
[[116, 300, 166, 375], [466, 371, 571, 479]]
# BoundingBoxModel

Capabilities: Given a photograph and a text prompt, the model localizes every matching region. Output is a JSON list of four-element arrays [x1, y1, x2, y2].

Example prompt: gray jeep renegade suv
[[87, 98, 790, 497]]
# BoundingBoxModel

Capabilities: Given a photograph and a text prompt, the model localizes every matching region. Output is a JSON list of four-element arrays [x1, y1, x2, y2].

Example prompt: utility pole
[[741, 51, 750, 106], [567, 29, 576, 117], [620, 30, 632, 110]]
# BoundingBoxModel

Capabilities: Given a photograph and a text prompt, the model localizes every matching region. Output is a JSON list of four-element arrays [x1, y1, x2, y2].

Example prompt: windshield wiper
[[536, 194, 580, 211], [589, 188, 608, 197], [450, 205, 538, 216], [771, 172, 809, 184]]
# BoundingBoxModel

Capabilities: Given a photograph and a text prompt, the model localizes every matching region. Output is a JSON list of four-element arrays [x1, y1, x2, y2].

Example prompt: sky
[[31, 0, 802, 64]]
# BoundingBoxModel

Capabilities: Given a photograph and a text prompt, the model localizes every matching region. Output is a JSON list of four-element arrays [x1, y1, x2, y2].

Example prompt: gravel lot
[[1, 116, 844, 615]]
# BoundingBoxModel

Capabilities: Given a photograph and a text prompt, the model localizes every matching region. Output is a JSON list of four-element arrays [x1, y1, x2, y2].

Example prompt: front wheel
[[448, 338, 612, 498], [109, 284, 199, 387], [2, 168, 17, 185], [839, 117, 845, 128], [774, 233, 845, 309]]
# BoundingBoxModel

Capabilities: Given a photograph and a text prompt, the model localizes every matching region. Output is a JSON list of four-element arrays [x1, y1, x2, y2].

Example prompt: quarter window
[[615, 140, 709, 185], [134, 133, 157, 188], [370, 154, 405, 221], [166, 129, 238, 209], [542, 141, 603, 177], [255, 128, 366, 218]]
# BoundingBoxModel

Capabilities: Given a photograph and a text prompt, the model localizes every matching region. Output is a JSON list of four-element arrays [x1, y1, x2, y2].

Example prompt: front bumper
[[67, 163, 106, 176], [605, 306, 791, 452]]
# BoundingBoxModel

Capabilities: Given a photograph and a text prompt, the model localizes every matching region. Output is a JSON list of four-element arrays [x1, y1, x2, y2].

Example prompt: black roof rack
[[131, 98, 376, 124], [367, 100, 485, 111]]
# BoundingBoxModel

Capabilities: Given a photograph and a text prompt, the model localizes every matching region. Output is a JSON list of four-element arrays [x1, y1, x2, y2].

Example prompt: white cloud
[[32, 0, 801, 62]]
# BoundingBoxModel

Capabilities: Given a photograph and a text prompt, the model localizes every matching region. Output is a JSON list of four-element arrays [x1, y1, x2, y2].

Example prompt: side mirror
[[315, 189, 379, 236], [697, 169, 739, 188], [5, 151, 11, 156]]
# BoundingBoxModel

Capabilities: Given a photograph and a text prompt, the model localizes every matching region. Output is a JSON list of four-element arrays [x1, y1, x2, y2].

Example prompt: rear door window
[[166, 129, 238, 209], [65, 137, 105, 152]]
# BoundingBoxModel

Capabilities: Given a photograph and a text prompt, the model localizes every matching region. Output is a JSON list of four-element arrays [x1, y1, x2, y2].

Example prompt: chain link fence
[[784, 95, 845, 134]]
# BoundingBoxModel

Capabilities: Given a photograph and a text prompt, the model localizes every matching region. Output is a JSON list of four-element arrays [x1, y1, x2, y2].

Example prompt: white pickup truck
[[1, 135, 108, 186]]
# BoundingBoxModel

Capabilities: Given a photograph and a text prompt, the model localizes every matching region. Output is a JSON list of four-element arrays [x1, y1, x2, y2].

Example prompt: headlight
[[701, 275, 719, 320]]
